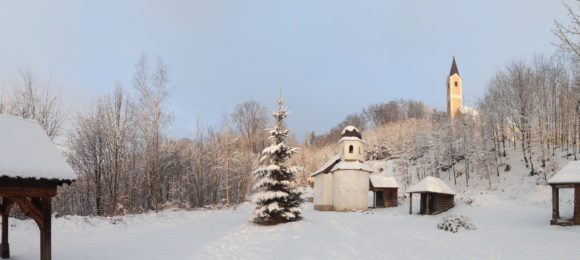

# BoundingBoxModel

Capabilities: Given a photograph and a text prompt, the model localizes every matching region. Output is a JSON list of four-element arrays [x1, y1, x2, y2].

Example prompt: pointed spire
[[449, 56, 460, 77]]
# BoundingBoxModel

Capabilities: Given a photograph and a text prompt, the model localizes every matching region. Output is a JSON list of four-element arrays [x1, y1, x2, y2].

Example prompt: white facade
[[313, 173, 334, 210], [332, 169, 370, 211], [311, 126, 372, 211]]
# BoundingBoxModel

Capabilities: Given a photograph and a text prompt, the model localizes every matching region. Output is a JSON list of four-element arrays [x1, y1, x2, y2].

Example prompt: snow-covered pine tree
[[250, 96, 303, 224]]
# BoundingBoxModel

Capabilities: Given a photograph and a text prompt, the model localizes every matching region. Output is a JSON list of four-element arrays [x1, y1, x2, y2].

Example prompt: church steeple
[[449, 56, 460, 77], [447, 56, 463, 119]]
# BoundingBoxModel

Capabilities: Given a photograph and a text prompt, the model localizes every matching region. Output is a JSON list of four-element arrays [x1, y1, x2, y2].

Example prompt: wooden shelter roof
[[0, 114, 76, 182], [407, 176, 456, 195], [548, 161, 580, 185], [370, 175, 399, 188]]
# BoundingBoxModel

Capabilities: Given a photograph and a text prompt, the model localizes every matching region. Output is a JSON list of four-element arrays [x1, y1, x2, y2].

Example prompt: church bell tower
[[340, 126, 364, 162], [447, 56, 462, 119]]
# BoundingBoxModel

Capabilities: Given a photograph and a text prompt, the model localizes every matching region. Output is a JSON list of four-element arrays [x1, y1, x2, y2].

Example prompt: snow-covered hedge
[[437, 214, 476, 233]]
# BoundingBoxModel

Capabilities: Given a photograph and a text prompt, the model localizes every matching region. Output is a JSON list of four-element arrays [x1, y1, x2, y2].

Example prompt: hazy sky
[[0, 1, 571, 139]]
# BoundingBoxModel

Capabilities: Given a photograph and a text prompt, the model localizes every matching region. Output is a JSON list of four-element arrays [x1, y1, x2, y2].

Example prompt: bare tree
[[7, 69, 66, 139], [231, 100, 268, 153], [554, 1, 580, 57], [133, 54, 171, 211]]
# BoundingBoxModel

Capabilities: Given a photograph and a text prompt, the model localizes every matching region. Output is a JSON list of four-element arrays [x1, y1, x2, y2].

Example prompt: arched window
[[349, 145, 354, 154], [454, 81, 458, 87]]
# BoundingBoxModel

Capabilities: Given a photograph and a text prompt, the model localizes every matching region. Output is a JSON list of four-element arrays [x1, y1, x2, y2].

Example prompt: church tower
[[340, 126, 364, 162], [447, 56, 462, 119]]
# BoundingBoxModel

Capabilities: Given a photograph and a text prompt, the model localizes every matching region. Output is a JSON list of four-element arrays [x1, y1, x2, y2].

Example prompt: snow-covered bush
[[249, 97, 304, 225], [365, 144, 391, 160], [437, 214, 476, 233]]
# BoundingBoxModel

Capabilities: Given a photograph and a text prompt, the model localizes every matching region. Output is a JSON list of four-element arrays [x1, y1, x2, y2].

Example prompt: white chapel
[[311, 126, 373, 211]]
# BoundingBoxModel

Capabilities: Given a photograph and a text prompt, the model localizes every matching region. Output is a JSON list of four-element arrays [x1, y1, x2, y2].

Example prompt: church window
[[454, 81, 458, 87], [349, 145, 354, 154]]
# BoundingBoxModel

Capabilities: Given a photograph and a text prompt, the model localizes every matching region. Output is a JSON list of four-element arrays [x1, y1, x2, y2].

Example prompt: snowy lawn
[[5, 197, 580, 260]]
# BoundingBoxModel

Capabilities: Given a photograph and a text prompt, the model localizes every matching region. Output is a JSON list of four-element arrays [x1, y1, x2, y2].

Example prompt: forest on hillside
[[0, 3, 578, 218]]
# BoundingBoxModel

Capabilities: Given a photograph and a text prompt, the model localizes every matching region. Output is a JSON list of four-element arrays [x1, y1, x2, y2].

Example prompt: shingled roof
[[449, 56, 460, 76]]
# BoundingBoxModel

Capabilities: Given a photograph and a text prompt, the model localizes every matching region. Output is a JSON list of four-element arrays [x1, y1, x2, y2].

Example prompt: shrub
[[437, 214, 476, 233], [504, 164, 511, 172]]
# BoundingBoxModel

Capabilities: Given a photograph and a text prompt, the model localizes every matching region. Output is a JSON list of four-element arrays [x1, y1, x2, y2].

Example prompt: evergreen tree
[[250, 96, 303, 224]]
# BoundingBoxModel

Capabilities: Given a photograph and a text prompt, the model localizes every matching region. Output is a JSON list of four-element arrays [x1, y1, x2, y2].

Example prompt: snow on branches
[[437, 214, 477, 233], [250, 97, 304, 224]]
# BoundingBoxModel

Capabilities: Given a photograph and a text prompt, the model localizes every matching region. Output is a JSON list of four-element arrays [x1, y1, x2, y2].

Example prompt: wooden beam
[[40, 197, 51, 260], [425, 192, 430, 215], [1, 198, 14, 259], [551, 184, 577, 189], [409, 193, 412, 215], [0, 187, 56, 198], [11, 197, 43, 228], [552, 186, 559, 223]]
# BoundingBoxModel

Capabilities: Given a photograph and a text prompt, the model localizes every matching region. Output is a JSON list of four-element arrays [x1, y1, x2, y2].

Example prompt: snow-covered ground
[[5, 197, 580, 259], [5, 151, 580, 259]]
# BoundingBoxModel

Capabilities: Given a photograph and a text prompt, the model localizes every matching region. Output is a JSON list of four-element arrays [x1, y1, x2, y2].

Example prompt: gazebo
[[0, 115, 76, 260], [548, 161, 580, 226], [369, 175, 399, 208], [407, 176, 456, 215]]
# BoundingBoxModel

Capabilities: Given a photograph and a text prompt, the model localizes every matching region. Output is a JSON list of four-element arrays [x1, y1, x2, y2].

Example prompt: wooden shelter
[[407, 176, 455, 215], [548, 161, 580, 226], [369, 175, 399, 208], [0, 115, 76, 260]]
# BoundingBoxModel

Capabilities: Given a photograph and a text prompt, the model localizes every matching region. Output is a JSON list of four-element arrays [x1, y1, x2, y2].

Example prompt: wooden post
[[1, 198, 12, 259], [552, 186, 559, 224], [425, 192, 430, 215], [409, 193, 412, 215], [40, 197, 51, 260]]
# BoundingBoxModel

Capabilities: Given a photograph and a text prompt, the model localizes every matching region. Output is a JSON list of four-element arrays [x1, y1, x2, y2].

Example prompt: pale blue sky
[[0, 1, 571, 139]]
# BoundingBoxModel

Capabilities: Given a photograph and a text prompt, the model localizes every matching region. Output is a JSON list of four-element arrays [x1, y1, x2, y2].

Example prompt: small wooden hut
[[407, 176, 455, 215], [0, 115, 76, 260], [548, 161, 580, 226], [369, 175, 399, 208]]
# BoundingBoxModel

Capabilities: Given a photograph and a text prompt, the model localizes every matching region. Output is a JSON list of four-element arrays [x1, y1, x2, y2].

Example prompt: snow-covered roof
[[370, 175, 399, 188], [0, 114, 76, 181], [548, 161, 580, 185], [407, 176, 455, 195], [311, 155, 341, 177], [330, 161, 373, 173], [341, 126, 362, 139]]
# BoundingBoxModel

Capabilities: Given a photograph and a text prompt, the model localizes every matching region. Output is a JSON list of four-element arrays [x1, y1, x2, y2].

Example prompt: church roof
[[310, 154, 341, 177], [341, 125, 362, 139], [449, 56, 460, 77], [330, 161, 373, 173]]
